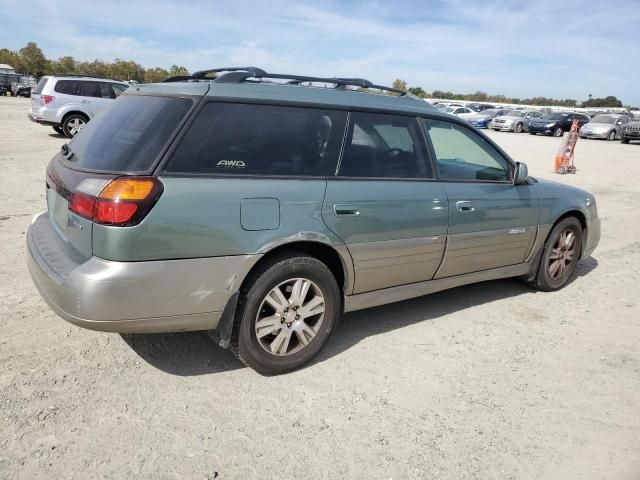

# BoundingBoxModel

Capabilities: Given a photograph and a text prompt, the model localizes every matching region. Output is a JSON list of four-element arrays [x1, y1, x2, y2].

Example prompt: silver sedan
[[580, 114, 629, 140]]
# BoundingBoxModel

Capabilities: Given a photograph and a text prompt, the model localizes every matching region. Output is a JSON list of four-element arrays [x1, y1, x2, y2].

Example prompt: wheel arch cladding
[[62, 110, 89, 123]]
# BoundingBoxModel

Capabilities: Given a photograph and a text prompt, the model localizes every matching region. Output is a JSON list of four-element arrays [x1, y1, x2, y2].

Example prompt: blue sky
[[1, 0, 639, 104]]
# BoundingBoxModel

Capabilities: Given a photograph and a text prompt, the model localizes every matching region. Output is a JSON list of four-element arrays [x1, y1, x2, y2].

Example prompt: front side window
[[423, 119, 511, 182], [165, 103, 346, 176], [338, 112, 432, 179]]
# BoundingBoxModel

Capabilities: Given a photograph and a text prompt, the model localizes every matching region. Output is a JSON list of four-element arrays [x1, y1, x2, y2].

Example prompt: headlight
[[545, 123, 556, 127]]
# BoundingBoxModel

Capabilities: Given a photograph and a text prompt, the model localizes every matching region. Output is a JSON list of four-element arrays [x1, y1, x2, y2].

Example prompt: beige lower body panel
[[344, 262, 530, 312], [349, 235, 445, 293], [435, 227, 535, 278]]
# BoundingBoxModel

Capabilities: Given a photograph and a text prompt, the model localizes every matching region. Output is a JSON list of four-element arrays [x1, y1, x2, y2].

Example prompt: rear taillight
[[68, 177, 162, 226], [42, 95, 55, 105]]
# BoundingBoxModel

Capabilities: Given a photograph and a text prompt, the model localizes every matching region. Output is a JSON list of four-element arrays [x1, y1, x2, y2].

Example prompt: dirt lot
[[1, 96, 639, 479]]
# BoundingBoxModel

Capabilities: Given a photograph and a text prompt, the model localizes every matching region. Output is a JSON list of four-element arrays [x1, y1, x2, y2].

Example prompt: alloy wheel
[[254, 278, 325, 356], [548, 229, 577, 280], [68, 118, 86, 136]]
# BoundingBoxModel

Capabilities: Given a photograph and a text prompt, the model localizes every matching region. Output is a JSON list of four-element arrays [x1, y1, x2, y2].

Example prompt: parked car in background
[[28, 75, 129, 138], [25, 67, 600, 374], [467, 108, 507, 129], [579, 114, 629, 141], [621, 119, 640, 144], [528, 112, 590, 137], [11, 82, 31, 97], [442, 106, 476, 119], [489, 110, 543, 133], [467, 103, 495, 112]]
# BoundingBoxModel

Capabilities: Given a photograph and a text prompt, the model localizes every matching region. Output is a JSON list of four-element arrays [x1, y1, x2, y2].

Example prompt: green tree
[[392, 78, 407, 91], [169, 65, 189, 76], [49, 56, 76, 74], [19, 42, 47, 76], [0, 48, 24, 71], [408, 86, 428, 98], [144, 67, 170, 83]]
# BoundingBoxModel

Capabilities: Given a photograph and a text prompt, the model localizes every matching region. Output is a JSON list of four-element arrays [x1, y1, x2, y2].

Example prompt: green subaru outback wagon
[[27, 67, 600, 374]]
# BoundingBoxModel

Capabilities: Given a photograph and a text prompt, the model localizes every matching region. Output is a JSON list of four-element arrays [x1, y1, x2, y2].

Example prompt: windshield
[[505, 110, 524, 117], [481, 109, 502, 117], [443, 107, 456, 113], [542, 113, 568, 120], [67, 95, 193, 172], [591, 115, 616, 124]]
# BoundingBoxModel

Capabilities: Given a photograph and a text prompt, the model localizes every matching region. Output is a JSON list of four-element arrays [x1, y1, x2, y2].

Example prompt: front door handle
[[334, 204, 360, 216], [456, 201, 475, 213]]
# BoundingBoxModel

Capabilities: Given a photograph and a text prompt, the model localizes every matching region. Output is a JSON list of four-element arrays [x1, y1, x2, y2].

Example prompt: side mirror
[[514, 162, 528, 184]]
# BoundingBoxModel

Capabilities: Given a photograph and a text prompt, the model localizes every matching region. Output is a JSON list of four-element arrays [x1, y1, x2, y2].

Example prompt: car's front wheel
[[231, 253, 341, 375], [515, 123, 523, 133], [532, 217, 583, 291], [607, 130, 616, 141], [621, 138, 630, 144], [553, 127, 564, 137], [62, 113, 88, 138]]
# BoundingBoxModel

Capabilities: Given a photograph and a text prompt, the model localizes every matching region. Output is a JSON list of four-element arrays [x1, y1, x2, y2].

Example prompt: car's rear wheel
[[532, 217, 583, 291], [515, 123, 523, 133], [607, 130, 616, 141], [52, 126, 64, 135], [553, 127, 564, 137], [621, 138, 630, 144], [62, 113, 88, 138], [230, 253, 340, 375]]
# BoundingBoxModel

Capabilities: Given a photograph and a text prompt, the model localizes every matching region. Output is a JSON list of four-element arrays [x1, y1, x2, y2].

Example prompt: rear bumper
[[27, 212, 260, 333], [584, 217, 601, 258], [27, 112, 58, 127]]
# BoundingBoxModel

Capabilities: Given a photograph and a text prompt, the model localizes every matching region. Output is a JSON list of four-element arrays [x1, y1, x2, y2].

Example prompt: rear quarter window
[[164, 103, 347, 176], [67, 95, 193, 172]]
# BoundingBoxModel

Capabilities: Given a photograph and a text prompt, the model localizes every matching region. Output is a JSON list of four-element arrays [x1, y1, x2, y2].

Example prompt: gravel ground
[[1, 96, 639, 479]]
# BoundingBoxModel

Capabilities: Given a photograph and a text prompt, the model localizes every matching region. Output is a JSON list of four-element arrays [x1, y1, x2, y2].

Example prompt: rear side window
[[54, 80, 82, 96], [424, 119, 511, 182], [32, 77, 49, 95], [165, 103, 347, 176], [338, 112, 432, 179], [67, 95, 192, 172]]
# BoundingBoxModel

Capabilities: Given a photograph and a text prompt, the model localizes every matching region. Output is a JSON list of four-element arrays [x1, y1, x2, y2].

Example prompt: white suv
[[28, 75, 128, 138]]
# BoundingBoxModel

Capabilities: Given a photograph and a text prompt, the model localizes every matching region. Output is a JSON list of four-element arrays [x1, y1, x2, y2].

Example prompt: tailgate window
[[32, 77, 49, 95], [66, 95, 192, 172]]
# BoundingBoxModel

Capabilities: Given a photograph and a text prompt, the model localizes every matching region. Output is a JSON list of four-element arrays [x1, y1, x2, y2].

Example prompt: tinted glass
[[339, 112, 432, 179], [505, 110, 524, 117], [54, 80, 82, 96], [165, 103, 346, 176], [544, 113, 568, 120], [67, 95, 192, 172], [424, 119, 510, 181], [32, 77, 49, 94], [592, 115, 616, 124], [112, 84, 128, 96]]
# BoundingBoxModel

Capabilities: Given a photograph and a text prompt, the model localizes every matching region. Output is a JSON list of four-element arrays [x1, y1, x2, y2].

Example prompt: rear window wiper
[[60, 143, 76, 162]]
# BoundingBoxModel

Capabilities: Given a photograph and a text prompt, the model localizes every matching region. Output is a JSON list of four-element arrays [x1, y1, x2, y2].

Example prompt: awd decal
[[217, 160, 246, 168], [508, 227, 526, 235]]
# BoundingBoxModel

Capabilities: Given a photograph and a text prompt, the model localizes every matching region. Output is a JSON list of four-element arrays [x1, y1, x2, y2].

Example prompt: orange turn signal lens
[[99, 178, 155, 201]]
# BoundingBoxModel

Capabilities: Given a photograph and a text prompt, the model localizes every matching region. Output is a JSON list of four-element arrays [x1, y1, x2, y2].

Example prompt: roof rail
[[51, 73, 122, 82], [165, 67, 406, 95]]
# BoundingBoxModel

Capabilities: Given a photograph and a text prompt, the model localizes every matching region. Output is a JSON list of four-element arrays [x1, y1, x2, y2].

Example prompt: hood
[[495, 115, 522, 121], [531, 118, 560, 124], [468, 114, 492, 121]]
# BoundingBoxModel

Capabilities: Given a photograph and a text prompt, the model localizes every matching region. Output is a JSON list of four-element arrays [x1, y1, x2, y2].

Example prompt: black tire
[[553, 127, 564, 137], [61, 113, 88, 138], [230, 253, 341, 375], [529, 132, 536, 135], [52, 126, 64, 135], [621, 138, 630, 144], [515, 123, 523, 133], [532, 217, 583, 292], [607, 130, 616, 141]]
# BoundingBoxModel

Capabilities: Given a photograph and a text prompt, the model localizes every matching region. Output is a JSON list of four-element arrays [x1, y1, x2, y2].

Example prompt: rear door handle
[[456, 201, 475, 213], [334, 204, 360, 216]]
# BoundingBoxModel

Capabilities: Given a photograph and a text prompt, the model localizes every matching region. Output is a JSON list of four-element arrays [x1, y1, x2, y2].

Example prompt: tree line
[[0, 42, 628, 107], [392, 79, 626, 109], [0, 42, 187, 83]]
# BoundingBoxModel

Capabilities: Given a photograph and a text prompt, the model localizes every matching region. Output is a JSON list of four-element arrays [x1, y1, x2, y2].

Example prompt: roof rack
[[51, 73, 122, 82], [162, 67, 406, 95]]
